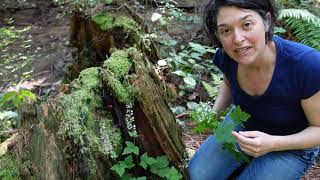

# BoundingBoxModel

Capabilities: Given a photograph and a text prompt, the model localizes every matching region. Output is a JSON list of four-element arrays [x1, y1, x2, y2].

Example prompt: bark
[[16, 3, 187, 179]]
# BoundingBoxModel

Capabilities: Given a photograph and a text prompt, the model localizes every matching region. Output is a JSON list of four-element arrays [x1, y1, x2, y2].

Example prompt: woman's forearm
[[212, 75, 232, 113], [272, 126, 320, 151]]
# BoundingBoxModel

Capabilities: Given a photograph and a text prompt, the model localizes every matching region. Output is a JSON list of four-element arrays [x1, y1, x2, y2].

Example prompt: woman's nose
[[233, 29, 245, 45]]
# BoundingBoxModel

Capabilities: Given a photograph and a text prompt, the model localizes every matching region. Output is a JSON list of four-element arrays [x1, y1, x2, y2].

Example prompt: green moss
[[74, 67, 103, 90], [99, 119, 122, 158], [113, 16, 137, 31], [0, 152, 18, 180], [102, 48, 143, 104], [91, 13, 137, 32], [91, 12, 114, 31], [105, 71, 133, 104], [103, 50, 131, 79], [59, 67, 122, 161]]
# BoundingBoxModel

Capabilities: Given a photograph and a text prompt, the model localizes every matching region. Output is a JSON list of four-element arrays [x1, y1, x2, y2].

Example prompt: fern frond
[[202, 81, 218, 98], [278, 9, 320, 50], [279, 9, 320, 26]]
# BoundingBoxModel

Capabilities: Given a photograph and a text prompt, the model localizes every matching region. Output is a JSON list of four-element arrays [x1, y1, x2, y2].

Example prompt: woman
[[187, 0, 320, 179]]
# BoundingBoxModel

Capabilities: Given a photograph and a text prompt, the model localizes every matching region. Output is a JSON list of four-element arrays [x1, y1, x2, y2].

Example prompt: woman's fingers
[[232, 131, 257, 146]]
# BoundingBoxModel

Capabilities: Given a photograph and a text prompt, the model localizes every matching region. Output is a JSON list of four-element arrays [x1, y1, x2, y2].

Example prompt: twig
[[0, 130, 17, 136], [182, 132, 200, 148]]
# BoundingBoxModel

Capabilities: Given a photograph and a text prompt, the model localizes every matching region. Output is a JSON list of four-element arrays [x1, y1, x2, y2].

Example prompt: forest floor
[[0, 0, 319, 179]]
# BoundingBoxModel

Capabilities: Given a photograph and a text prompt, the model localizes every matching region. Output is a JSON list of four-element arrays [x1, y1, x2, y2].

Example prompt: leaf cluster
[[0, 89, 36, 109], [163, 42, 216, 96], [189, 102, 219, 134], [111, 141, 182, 180], [190, 105, 251, 163]]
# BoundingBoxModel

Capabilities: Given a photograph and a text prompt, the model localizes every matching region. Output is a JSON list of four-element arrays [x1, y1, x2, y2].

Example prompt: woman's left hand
[[232, 131, 276, 157]]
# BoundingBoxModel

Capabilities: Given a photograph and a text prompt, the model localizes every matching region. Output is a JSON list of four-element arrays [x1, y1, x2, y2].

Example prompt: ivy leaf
[[122, 141, 139, 155], [230, 106, 251, 126]]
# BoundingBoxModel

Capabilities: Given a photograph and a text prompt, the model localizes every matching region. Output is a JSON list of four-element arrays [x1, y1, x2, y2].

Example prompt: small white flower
[[157, 60, 167, 66], [151, 13, 162, 22]]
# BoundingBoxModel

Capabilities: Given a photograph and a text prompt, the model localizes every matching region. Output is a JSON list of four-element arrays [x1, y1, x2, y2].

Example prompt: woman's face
[[216, 6, 269, 65]]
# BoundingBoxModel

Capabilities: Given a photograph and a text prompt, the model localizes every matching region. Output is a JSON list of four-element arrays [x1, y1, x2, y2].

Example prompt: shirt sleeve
[[299, 50, 320, 99]]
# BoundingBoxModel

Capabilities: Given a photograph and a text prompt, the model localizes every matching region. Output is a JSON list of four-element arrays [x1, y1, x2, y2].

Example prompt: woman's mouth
[[235, 46, 252, 53]]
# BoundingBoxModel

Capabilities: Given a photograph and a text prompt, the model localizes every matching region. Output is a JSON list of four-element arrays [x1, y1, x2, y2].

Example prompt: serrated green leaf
[[111, 155, 135, 177], [154, 156, 169, 169], [111, 164, 126, 177], [122, 141, 139, 155], [139, 153, 149, 169], [123, 155, 135, 169], [223, 143, 250, 163], [166, 167, 183, 180], [215, 122, 237, 144], [230, 106, 251, 125], [155, 167, 170, 178]]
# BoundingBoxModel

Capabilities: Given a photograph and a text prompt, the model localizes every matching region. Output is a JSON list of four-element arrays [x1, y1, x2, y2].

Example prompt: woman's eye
[[244, 22, 253, 29], [220, 29, 230, 35]]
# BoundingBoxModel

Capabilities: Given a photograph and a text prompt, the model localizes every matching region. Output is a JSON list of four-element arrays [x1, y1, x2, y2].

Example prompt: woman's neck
[[239, 41, 276, 72]]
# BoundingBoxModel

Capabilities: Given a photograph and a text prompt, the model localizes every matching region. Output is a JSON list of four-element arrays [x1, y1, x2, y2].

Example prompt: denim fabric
[[187, 108, 319, 180]]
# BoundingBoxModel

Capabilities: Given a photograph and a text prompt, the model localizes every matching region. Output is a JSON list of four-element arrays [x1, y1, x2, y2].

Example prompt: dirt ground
[[0, 0, 319, 179], [0, 0, 72, 93]]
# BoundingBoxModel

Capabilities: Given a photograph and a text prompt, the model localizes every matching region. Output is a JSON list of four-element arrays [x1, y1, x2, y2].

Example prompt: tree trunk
[[16, 3, 187, 179]]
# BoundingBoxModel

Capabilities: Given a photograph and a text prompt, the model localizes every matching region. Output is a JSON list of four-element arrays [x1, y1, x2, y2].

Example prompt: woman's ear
[[264, 12, 272, 32]]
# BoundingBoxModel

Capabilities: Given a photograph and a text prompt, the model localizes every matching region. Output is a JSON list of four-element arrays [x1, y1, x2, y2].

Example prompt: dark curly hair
[[204, 0, 279, 47]]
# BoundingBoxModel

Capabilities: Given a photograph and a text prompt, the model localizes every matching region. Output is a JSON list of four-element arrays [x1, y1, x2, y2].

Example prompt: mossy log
[[16, 6, 187, 180]]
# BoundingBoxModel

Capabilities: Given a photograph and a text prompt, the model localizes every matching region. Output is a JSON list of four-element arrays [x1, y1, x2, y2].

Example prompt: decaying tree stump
[[14, 2, 187, 179]]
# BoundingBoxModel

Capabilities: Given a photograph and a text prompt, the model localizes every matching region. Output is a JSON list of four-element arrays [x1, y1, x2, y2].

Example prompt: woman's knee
[[187, 135, 242, 180]]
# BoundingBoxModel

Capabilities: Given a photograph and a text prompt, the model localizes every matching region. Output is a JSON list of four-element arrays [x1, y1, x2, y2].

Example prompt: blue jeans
[[187, 108, 319, 180]]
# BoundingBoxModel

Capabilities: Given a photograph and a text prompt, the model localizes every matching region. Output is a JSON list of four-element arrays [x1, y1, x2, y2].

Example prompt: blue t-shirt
[[213, 36, 320, 135]]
